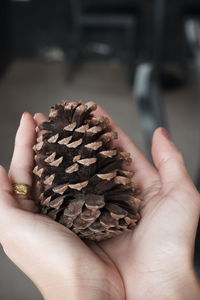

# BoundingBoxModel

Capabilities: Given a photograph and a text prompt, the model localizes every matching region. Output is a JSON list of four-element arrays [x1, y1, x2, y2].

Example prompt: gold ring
[[12, 183, 31, 197]]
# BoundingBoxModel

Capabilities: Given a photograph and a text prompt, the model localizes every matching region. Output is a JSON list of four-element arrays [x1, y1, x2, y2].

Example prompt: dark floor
[[0, 59, 199, 299]]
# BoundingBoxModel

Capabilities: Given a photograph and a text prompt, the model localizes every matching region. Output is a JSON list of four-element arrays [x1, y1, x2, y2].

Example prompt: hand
[[94, 105, 200, 299], [0, 112, 124, 300]]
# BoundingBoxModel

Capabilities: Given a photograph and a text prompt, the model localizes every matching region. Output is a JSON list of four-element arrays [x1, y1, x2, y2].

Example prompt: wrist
[[40, 282, 120, 300]]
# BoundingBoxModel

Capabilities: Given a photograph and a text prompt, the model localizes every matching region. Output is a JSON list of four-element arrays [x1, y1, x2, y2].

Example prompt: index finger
[[9, 112, 36, 186]]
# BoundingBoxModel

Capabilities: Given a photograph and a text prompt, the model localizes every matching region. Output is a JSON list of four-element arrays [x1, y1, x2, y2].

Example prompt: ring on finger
[[12, 183, 31, 197]]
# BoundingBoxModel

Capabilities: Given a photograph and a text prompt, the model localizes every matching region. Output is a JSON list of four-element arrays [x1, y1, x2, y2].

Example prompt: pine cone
[[33, 101, 141, 241]]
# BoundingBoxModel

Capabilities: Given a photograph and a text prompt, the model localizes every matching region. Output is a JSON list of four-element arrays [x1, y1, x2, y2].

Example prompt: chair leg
[[133, 62, 168, 159], [185, 19, 200, 191], [125, 23, 136, 83], [67, 27, 83, 81], [185, 20, 200, 80]]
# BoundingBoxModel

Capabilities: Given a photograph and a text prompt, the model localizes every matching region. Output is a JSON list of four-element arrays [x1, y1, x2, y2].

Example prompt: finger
[[87, 102, 159, 193], [9, 112, 36, 186], [152, 127, 197, 191], [152, 127, 200, 246], [17, 199, 39, 213]]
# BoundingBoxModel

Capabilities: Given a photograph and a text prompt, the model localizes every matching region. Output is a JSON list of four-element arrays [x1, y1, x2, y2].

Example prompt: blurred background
[[0, 0, 200, 299]]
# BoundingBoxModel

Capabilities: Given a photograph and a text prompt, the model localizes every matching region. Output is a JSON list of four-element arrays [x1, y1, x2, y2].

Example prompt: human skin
[[0, 103, 199, 299]]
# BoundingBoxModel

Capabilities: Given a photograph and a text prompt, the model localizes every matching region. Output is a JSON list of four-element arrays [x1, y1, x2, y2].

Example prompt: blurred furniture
[[184, 18, 200, 191], [68, 0, 137, 81], [133, 0, 200, 171], [133, 0, 168, 158], [133, 0, 200, 275]]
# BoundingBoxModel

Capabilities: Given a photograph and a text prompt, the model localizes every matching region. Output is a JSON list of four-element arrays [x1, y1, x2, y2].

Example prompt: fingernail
[[20, 112, 28, 124], [161, 127, 171, 140]]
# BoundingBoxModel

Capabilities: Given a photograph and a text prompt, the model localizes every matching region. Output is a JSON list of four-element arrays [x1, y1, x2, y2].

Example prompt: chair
[[68, 0, 137, 81]]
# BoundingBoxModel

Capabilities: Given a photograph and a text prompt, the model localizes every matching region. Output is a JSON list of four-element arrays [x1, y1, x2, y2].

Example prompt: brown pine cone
[[33, 101, 142, 241]]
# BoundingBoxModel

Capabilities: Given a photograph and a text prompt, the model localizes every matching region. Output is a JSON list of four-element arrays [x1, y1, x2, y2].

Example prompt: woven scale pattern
[[33, 102, 141, 241]]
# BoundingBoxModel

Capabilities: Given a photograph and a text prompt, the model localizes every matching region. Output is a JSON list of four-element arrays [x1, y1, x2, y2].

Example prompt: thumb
[[152, 127, 196, 191], [152, 128, 200, 250]]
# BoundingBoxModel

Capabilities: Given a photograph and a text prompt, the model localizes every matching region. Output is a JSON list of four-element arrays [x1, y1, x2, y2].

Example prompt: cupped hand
[[0, 112, 124, 300], [94, 105, 200, 299]]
